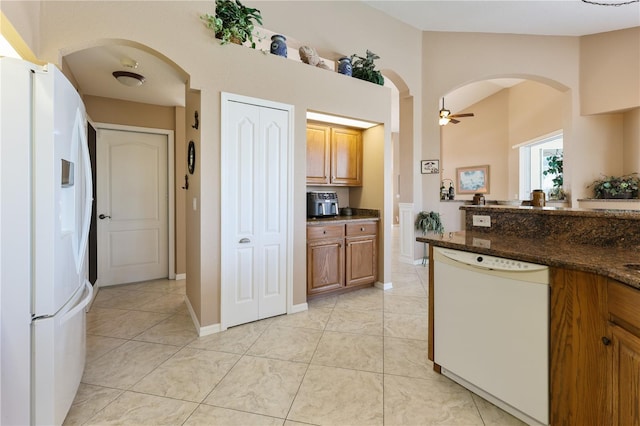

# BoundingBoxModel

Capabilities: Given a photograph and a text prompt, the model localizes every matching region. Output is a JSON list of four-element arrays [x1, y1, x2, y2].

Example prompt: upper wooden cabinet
[[306, 123, 362, 186], [306, 124, 331, 185]]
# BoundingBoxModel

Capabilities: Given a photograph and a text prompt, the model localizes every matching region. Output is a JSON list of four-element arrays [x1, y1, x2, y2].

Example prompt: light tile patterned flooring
[[64, 228, 526, 425]]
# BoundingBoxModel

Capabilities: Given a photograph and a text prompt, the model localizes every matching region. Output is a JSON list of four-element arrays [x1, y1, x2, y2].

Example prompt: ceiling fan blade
[[449, 113, 475, 118], [449, 118, 460, 124]]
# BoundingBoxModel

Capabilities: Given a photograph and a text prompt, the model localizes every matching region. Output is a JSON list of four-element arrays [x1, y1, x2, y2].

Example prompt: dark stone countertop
[[307, 215, 380, 225], [417, 231, 640, 290]]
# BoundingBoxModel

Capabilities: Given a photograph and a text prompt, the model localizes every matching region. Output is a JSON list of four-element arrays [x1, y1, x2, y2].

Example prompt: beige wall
[[624, 108, 640, 175], [580, 27, 640, 115], [442, 80, 565, 202], [442, 90, 510, 200], [3, 0, 639, 324], [84, 96, 175, 130], [184, 89, 203, 323], [19, 1, 398, 327]]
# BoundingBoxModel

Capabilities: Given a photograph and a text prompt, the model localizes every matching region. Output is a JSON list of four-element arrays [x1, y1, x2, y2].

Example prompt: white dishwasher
[[433, 247, 549, 426]]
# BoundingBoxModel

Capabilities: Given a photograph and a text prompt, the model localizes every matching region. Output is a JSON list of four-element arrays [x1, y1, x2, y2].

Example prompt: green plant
[[350, 50, 384, 85], [543, 150, 564, 199], [415, 211, 444, 235], [201, 0, 263, 48], [588, 173, 640, 199]]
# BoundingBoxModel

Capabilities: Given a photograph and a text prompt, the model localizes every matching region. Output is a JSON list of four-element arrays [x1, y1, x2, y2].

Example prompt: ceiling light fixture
[[112, 70, 145, 87], [581, 0, 638, 5]]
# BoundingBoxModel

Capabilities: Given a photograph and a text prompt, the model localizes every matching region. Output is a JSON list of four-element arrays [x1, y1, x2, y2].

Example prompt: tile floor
[[64, 228, 526, 425]]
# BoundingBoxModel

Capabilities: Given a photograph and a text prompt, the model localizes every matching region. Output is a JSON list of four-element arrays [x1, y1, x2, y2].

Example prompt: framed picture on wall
[[421, 160, 439, 174], [457, 165, 490, 194]]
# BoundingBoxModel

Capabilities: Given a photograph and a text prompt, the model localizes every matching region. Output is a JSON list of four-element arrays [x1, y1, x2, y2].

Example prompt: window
[[518, 132, 563, 200]]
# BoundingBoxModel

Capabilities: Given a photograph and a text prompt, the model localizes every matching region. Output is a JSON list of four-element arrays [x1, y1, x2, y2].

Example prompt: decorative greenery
[[588, 173, 640, 199], [543, 150, 565, 200], [350, 50, 384, 85], [415, 211, 444, 235], [201, 0, 263, 48]]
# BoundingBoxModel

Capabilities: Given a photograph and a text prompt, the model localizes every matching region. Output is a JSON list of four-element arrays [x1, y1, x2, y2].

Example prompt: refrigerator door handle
[[60, 280, 93, 325], [75, 108, 93, 274]]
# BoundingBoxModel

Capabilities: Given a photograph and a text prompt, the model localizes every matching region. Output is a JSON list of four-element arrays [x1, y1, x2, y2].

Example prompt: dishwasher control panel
[[438, 248, 547, 272]]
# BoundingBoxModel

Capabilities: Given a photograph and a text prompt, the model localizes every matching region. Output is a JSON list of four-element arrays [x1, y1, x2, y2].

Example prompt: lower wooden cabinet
[[307, 221, 377, 296], [610, 324, 640, 425], [608, 279, 640, 426], [345, 223, 377, 287], [551, 269, 640, 425]]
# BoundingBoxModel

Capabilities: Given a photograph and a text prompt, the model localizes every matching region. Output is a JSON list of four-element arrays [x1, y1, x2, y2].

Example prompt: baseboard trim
[[184, 296, 221, 337], [174, 273, 186, 280], [375, 281, 393, 290], [290, 302, 308, 314]]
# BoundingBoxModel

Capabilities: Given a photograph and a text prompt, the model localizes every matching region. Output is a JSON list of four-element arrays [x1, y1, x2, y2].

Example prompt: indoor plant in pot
[[543, 150, 565, 200], [415, 211, 444, 235], [350, 50, 384, 85], [415, 211, 444, 265], [588, 173, 640, 199], [201, 0, 263, 48]]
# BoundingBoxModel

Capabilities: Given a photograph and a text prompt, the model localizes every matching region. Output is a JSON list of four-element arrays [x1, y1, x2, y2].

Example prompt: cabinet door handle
[[239, 238, 251, 244], [602, 336, 611, 346], [323, 230, 327, 234], [360, 227, 365, 231]]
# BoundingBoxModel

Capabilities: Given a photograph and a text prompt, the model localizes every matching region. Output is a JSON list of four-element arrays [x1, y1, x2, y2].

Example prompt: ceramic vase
[[338, 57, 352, 76], [270, 35, 287, 58]]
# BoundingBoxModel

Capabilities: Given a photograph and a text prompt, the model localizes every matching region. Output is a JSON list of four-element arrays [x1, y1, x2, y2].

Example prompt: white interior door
[[97, 128, 168, 286], [221, 96, 290, 328]]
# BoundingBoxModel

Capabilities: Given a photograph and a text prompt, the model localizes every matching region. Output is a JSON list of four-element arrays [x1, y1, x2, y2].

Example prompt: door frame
[[220, 92, 294, 330], [94, 123, 176, 283]]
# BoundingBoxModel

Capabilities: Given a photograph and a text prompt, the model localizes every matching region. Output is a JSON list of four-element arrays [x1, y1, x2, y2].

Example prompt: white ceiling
[[62, 1, 639, 114], [364, 0, 640, 36]]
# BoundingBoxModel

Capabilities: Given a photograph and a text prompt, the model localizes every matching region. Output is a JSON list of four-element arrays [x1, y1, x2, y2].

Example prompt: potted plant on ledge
[[201, 0, 263, 48], [588, 173, 640, 199], [350, 50, 385, 85]]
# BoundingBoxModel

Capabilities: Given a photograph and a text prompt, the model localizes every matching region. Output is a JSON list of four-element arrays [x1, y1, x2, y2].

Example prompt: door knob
[[98, 214, 111, 219]]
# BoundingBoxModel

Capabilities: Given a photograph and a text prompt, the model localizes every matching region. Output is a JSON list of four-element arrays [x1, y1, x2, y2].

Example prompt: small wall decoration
[[188, 141, 196, 174], [421, 160, 439, 174], [457, 165, 490, 194], [192, 111, 199, 129]]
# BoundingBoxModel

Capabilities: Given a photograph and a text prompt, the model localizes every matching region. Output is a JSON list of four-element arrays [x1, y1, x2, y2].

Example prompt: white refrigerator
[[1, 58, 94, 425]]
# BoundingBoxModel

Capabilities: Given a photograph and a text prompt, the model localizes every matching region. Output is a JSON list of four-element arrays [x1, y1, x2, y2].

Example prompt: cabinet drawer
[[346, 222, 377, 236], [307, 224, 345, 240], [608, 280, 640, 333]]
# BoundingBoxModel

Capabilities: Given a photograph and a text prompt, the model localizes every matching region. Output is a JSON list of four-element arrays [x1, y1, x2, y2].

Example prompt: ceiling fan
[[439, 98, 475, 125]]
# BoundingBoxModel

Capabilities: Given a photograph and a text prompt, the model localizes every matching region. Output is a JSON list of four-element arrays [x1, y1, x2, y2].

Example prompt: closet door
[[221, 97, 289, 328]]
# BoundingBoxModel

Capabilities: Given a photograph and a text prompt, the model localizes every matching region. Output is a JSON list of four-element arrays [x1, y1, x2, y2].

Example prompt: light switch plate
[[472, 215, 491, 227]]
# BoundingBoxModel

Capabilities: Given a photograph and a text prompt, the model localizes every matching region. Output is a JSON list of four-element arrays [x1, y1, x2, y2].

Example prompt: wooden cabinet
[[345, 223, 377, 287], [608, 280, 640, 426], [307, 224, 344, 296], [307, 221, 377, 296], [306, 124, 331, 185], [306, 123, 362, 186], [549, 268, 611, 425], [550, 269, 640, 425]]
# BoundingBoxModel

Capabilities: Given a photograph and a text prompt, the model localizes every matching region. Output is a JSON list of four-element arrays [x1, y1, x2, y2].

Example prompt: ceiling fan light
[[440, 109, 450, 118], [439, 117, 450, 126], [112, 70, 145, 87]]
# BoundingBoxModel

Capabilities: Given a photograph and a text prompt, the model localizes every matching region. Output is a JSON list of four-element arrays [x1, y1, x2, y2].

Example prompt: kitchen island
[[419, 205, 640, 425]]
